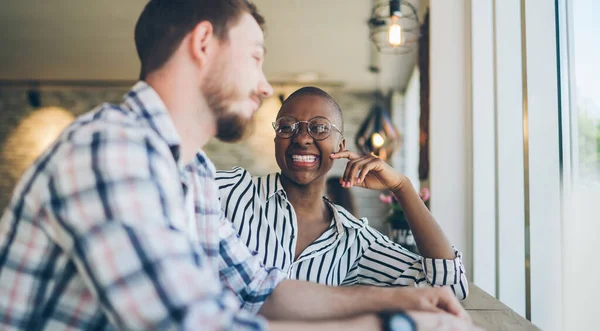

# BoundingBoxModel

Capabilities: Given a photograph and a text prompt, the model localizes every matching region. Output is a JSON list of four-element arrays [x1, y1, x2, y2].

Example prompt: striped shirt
[[0, 82, 285, 330], [215, 168, 469, 299]]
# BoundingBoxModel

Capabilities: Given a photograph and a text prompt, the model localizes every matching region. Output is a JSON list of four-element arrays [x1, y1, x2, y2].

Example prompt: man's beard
[[215, 109, 253, 142], [202, 61, 256, 142]]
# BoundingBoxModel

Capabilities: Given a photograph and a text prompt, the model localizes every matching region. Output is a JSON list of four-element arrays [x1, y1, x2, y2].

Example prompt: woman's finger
[[341, 158, 356, 187], [341, 155, 365, 186], [330, 150, 362, 161], [357, 159, 382, 185], [346, 158, 373, 187]]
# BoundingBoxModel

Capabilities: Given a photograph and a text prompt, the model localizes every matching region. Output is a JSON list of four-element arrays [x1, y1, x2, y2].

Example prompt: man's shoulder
[[44, 103, 176, 179], [63, 103, 162, 148]]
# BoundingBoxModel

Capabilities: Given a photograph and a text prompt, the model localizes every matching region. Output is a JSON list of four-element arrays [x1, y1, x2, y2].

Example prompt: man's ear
[[189, 21, 215, 68], [337, 137, 346, 153]]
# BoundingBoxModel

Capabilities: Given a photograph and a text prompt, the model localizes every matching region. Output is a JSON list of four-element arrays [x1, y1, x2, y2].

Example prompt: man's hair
[[280, 86, 344, 132], [135, 0, 264, 79]]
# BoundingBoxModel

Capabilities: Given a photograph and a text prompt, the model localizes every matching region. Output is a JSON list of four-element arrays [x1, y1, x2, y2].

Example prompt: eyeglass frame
[[272, 116, 343, 141]]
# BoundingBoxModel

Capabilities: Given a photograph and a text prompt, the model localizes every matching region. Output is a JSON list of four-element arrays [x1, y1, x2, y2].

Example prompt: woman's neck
[[280, 175, 328, 222]]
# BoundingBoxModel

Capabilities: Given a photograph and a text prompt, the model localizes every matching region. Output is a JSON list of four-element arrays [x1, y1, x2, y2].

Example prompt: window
[[558, 0, 600, 330], [565, 0, 600, 185]]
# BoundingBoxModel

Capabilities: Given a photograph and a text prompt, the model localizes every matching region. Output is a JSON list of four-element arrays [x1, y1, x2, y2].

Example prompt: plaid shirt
[[0, 82, 286, 330]]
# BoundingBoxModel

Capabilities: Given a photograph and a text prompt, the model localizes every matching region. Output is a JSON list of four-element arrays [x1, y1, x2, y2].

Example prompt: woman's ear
[[337, 137, 346, 153]]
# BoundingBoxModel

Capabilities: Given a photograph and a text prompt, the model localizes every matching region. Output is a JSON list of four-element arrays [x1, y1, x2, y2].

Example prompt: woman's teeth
[[291, 155, 318, 162]]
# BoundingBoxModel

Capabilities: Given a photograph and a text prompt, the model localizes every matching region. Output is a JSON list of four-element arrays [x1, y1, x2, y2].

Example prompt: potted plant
[[380, 187, 430, 254]]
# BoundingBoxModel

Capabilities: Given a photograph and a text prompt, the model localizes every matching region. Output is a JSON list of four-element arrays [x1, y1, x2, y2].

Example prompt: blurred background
[[0, 1, 598, 330], [0, 0, 427, 234]]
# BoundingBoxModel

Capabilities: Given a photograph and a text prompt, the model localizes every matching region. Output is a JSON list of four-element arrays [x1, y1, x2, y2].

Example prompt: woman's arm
[[331, 151, 456, 260], [331, 151, 469, 299], [346, 225, 469, 299], [391, 178, 455, 259]]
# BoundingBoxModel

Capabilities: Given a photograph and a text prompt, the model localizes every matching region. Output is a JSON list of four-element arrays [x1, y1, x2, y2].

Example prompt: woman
[[216, 87, 468, 299]]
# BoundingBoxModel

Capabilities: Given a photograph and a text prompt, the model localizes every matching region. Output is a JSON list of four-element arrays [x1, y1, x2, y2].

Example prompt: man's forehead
[[230, 13, 264, 46]]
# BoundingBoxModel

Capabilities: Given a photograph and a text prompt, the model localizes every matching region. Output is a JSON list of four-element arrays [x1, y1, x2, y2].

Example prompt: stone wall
[[0, 86, 393, 231]]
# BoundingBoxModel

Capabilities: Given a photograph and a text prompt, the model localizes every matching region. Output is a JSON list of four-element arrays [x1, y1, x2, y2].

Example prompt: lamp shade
[[368, 0, 420, 54], [355, 100, 401, 160]]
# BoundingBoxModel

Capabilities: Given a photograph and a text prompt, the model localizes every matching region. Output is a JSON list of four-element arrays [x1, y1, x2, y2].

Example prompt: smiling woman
[[215, 86, 469, 299]]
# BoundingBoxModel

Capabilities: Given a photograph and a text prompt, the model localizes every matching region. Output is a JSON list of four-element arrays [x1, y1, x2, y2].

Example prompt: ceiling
[[0, 0, 420, 91]]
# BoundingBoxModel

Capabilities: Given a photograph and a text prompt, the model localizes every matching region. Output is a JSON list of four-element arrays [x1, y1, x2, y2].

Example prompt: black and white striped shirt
[[215, 167, 469, 299]]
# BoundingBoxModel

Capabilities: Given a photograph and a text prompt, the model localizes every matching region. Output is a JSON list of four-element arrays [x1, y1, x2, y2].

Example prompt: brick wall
[[0, 87, 394, 231]]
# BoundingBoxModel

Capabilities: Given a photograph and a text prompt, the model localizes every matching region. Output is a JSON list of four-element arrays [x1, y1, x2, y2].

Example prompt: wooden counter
[[462, 284, 540, 331]]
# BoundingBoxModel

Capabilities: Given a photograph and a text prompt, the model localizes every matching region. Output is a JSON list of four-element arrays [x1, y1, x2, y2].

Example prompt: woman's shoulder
[[216, 168, 284, 202], [215, 166, 249, 180]]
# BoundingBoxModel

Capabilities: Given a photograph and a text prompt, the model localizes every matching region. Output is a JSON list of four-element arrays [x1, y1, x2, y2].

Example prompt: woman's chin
[[286, 172, 327, 187]]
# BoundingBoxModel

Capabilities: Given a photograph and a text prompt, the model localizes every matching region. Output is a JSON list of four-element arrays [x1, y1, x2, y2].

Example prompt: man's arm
[[47, 126, 266, 330], [259, 279, 470, 322], [216, 211, 287, 314], [269, 314, 381, 331], [269, 312, 481, 331]]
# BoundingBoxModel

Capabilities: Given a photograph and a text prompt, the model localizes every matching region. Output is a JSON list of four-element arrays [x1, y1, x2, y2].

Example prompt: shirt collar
[[262, 172, 366, 232], [323, 197, 366, 230], [262, 172, 286, 200], [122, 81, 182, 161]]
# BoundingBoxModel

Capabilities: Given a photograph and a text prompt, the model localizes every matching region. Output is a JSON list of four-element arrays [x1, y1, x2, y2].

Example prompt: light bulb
[[372, 133, 385, 148], [388, 17, 402, 47]]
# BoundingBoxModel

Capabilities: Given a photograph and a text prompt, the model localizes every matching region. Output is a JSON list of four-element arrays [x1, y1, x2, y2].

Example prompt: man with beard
[[0, 1, 480, 330]]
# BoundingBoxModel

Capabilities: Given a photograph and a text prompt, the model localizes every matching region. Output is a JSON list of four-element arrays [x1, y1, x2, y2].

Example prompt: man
[[0, 1, 479, 330]]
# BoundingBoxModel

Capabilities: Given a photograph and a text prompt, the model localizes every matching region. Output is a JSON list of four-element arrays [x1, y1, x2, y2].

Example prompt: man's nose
[[257, 72, 273, 98]]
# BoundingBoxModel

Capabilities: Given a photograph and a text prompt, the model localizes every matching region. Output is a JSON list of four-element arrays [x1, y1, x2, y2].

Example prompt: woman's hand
[[330, 151, 406, 191], [331, 152, 458, 261]]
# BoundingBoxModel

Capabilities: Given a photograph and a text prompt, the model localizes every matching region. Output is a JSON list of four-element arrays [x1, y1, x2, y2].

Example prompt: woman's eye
[[280, 125, 294, 133], [312, 125, 328, 133]]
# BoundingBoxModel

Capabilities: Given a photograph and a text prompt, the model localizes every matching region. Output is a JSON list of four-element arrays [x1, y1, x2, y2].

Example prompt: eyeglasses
[[272, 116, 343, 141]]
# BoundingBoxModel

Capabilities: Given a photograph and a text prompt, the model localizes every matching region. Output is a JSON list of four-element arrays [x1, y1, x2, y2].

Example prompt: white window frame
[[468, 0, 564, 328], [432, 0, 567, 327], [522, 0, 563, 328], [556, 0, 600, 330]]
